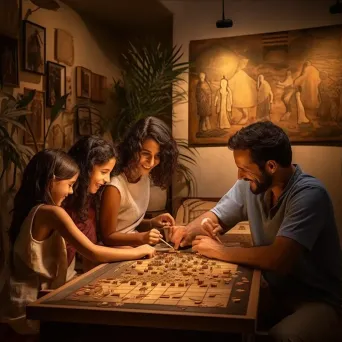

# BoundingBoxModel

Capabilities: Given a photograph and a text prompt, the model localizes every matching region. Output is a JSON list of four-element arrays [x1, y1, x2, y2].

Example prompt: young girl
[[99, 116, 179, 247], [0, 149, 155, 336], [63, 135, 119, 272]]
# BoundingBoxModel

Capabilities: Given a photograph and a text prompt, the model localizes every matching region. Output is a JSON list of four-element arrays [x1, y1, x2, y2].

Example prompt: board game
[[37, 252, 255, 316]]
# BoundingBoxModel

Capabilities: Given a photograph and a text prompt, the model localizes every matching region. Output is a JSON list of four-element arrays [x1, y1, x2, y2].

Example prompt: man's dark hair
[[227, 121, 292, 169]]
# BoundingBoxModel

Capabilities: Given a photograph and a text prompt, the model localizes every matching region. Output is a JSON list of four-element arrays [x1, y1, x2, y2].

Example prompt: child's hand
[[150, 213, 175, 228], [142, 228, 162, 245], [136, 244, 156, 258]]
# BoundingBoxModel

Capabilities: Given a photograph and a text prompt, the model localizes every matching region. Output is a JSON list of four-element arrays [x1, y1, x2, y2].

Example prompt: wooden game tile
[[183, 295, 203, 301], [164, 290, 186, 296]]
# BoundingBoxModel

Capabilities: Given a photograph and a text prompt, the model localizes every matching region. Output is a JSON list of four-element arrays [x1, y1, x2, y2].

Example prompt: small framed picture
[[23, 88, 45, 146], [46, 61, 66, 107], [76, 106, 92, 136], [76, 66, 91, 99], [91, 73, 107, 103], [23, 20, 46, 75], [0, 35, 19, 87], [54, 28, 74, 66]]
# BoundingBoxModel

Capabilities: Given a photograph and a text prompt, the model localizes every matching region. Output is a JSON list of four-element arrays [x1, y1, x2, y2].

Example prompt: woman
[[100, 117, 179, 247]]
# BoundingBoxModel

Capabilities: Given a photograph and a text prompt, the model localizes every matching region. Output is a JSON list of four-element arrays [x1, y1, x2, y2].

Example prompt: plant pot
[[147, 184, 167, 211]]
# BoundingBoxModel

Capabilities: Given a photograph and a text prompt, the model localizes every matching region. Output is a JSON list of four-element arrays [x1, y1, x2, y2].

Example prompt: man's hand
[[192, 235, 225, 259], [169, 225, 193, 249], [200, 218, 223, 239], [151, 213, 175, 228]]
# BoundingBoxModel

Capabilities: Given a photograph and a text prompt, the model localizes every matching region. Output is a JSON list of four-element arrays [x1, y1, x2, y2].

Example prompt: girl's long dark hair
[[64, 135, 117, 222], [9, 149, 79, 246], [114, 117, 179, 189]]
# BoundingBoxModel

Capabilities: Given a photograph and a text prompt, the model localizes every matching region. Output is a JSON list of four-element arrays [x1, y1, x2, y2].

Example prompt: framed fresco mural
[[188, 25, 342, 146], [46, 61, 66, 107]]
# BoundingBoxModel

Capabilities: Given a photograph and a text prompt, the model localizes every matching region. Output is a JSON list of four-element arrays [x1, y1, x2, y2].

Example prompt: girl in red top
[[63, 136, 152, 272]]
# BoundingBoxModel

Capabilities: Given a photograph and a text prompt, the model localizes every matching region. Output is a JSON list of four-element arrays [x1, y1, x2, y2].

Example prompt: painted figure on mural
[[196, 72, 212, 132], [214, 76, 232, 129], [228, 59, 257, 125], [256, 74, 273, 121]]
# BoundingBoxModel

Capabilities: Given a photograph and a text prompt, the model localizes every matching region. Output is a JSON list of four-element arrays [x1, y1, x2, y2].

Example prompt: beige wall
[[163, 0, 342, 243]]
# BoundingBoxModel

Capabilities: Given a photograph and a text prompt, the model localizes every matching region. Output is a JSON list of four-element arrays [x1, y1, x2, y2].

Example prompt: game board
[[27, 252, 260, 336], [68, 252, 247, 308], [38, 252, 254, 317]]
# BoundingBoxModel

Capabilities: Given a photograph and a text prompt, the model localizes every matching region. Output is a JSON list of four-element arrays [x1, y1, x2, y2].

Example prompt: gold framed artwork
[[91, 73, 107, 103], [54, 29, 74, 66], [76, 66, 91, 99], [188, 24, 342, 146]]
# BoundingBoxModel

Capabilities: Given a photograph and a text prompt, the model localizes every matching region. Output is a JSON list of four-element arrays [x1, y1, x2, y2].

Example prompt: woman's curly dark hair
[[64, 135, 117, 222], [114, 117, 178, 189]]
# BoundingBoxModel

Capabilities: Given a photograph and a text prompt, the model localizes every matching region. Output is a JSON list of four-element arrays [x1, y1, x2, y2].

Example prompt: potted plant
[[109, 41, 198, 211]]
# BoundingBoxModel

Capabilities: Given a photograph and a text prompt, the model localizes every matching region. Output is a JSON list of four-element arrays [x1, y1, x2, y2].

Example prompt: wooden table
[[27, 253, 261, 342]]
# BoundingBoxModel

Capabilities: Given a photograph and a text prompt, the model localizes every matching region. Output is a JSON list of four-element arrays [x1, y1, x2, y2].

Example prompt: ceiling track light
[[216, 0, 233, 28], [330, 0, 342, 14]]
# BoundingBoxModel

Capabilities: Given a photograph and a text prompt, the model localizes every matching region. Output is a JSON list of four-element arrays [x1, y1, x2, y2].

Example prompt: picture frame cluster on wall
[[0, 4, 110, 151]]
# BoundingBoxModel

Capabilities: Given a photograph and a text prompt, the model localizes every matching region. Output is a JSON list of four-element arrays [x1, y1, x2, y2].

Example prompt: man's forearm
[[214, 245, 275, 271], [185, 211, 219, 232]]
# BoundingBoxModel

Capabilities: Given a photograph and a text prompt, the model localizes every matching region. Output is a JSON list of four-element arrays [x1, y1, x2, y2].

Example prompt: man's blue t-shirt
[[211, 165, 342, 308]]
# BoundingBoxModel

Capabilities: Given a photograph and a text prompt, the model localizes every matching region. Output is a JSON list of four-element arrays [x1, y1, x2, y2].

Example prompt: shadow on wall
[[66, 4, 173, 138]]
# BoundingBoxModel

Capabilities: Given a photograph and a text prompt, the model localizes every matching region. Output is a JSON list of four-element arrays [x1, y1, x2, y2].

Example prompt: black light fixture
[[24, 0, 60, 20], [330, 0, 342, 14], [216, 0, 233, 28]]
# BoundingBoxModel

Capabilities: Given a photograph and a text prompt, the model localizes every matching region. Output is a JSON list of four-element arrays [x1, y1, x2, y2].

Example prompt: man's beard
[[248, 169, 273, 195]]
